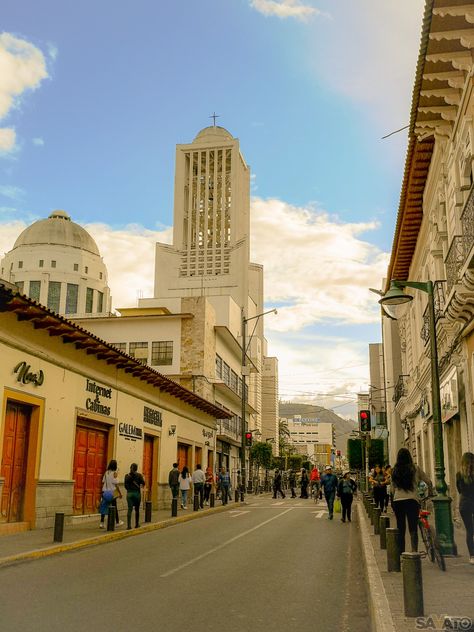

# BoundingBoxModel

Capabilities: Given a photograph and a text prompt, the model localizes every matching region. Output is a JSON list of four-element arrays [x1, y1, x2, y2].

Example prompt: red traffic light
[[245, 432, 253, 446], [360, 411, 368, 419], [359, 409, 371, 432]]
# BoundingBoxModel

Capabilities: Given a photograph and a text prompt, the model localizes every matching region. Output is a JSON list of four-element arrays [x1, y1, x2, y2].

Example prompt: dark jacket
[[124, 472, 145, 492], [274, 472, 282, 487], [321, 473, 338, 495], [337, 478, 357, 497], [168, 467, 180, 487], [456, 472, 474, 507]]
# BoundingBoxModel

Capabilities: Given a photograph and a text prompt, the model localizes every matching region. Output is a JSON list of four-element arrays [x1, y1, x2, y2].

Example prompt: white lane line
[[228, 510, 250, 517], [271, 501, 285, 506], [160, 508, 294, 578]]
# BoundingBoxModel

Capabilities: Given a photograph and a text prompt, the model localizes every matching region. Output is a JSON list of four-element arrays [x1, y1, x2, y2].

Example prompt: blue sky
[[0, 0, 425, 416]]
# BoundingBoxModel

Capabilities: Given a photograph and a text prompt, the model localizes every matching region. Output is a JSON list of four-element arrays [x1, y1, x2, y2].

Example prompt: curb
[[355, 502, 397, 632], [0, 501, 239, 570]]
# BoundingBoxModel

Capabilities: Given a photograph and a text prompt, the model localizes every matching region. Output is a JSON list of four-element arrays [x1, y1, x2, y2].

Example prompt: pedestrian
[[179, 466, 191, 509], [272, 468, 286, 499], [337, 471, 357, 522], [192, 463, 206, 509], [300, 468, 309, 499], [310, 466, 321, 499], [124, 463, 145, 530], [384, 464, 393, 511], [236, 469, 243, 496], [320, 465, 338, 519], [204, 467, 214, 505], [391, 447, 431, 553], [219, 466, 231, 505], [456, 452, 474, 564], [99, 459, 123, 528], [289, 469, 297, 498], [369, 464, 387, 511], [168, 462, 180, 501]]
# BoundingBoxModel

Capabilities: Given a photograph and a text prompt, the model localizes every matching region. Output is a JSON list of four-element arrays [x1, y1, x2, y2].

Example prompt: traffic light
[[245, 432, 253, 447], [359, 410, 371, 432]]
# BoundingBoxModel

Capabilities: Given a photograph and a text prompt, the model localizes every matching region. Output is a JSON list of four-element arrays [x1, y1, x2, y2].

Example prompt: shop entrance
[[73, 423, 108, 515], [143, 435, 154, 502], [1, 402, 31, 522], [177, 443, 190, 472]]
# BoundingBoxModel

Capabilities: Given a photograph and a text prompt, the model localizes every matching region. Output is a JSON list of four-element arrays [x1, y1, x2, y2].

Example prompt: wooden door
[[143, 435, 153, 501], [194, 446, 202, 469], [207, 450, 214, 472], [177, 443, 189, 472], [73, 425, 108, 515], [1, 402, 31, 522]]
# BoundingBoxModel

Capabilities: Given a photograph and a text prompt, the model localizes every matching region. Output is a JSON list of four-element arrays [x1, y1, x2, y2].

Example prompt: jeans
[[221, 485, 229, 505], [194, 483, 204, 508], [181, 489, 188, 507], [126, 491, 141, 529], [100, 497, 120, 524], [204, 484, 212, 502], [460, 501, 474, 556], [325, 491, 336, 516], [393, 499, 419, 552], [373, 486, 387, 510], [340, 493, 353, 521], [170, 484, 179, 499]]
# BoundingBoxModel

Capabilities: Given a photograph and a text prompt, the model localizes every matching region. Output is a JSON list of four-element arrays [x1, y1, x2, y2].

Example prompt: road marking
[[271, 501, 285, 506], [228, 510, 250, 518], [160, 508, 294, 578], [311, 510, 328, 518]]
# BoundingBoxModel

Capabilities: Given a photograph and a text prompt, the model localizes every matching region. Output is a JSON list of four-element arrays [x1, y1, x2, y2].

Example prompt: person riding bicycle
[[310, 467, 321, 498]]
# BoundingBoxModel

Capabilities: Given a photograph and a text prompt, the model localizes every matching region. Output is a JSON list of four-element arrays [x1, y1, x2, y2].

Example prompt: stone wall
[[35, 480, 74, 529]]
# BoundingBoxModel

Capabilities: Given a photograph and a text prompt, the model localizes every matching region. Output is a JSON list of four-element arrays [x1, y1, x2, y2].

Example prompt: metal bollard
[[386, 527, 401, 572], [373, 507, 381, 535], [210, 492, 215, 508], [193, 493, 199, 511], [240, 490, 244, 502], [144, 501, 152, 523], [235, 489, 239, 503], [171, 497, 178, 517], [107, 505, 115, 531], [370, 501, 377, 525], [53, 512, 64, 543], [401, 552, 424, 617], [380, 515, 390, 549]]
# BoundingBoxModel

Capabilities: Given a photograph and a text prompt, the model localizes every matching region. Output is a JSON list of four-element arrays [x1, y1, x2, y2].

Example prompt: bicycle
[[310, 481, 320, 504], [418, 499, 446, 571]]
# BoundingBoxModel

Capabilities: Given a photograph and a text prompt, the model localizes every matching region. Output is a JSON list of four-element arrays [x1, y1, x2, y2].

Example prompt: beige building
[[286, 419, 335, 467], [381, 1, 474, 512], [0, 281, 229, 532]]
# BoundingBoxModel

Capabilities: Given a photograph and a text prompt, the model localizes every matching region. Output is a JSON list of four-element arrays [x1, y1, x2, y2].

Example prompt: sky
[[0, 0, 426, 417]]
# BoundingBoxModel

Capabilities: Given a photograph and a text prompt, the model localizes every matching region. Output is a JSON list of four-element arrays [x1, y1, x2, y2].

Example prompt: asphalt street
[[0, 495, 369, 632]]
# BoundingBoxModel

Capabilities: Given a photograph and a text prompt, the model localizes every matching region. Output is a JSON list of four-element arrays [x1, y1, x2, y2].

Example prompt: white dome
[[13, 210, 100, 256], [193, 126, 234, 143]]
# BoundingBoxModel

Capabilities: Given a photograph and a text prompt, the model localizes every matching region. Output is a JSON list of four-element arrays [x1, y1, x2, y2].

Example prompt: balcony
[[393, 375, 409, 405], [461, 185, 474, 265], [420, 280, 446, 345], [217, 418, 242, 445], [445, 236, 465, 295]]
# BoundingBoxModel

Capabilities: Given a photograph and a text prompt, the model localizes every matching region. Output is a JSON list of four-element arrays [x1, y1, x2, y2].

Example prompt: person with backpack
[[337, 471, 357, 522], [124, 463, 145, 530], [320, 465, 338, 520], [99, 459, 123, 529]]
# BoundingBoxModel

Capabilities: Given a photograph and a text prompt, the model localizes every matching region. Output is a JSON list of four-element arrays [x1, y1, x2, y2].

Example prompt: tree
[[278, 418, 291, 453], [250, 441, 273, 473], [288, 454, 303, 471]]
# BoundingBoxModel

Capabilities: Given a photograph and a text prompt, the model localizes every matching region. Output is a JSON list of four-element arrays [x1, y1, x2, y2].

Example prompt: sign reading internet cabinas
[[85, 378, 112, 416], [143, 406, 162, 427]]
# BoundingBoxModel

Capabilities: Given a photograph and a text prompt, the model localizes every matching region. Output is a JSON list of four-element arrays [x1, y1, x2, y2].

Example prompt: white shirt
[[179, 474, 191, 490], [192, 469, 205, 484], [102, 470, 119, 492]]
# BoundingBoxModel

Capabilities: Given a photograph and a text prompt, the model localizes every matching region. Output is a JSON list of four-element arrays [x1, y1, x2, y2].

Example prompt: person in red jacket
[[310, 466, 321, 499]]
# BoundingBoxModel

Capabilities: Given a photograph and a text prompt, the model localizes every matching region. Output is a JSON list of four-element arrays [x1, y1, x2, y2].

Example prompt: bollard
[[370, 501, 377, 525], [386, 528, 401, 572], [240, 490, 244, 502], [144, 501, 152, 523], [210, 492, 215, 508], [373, 507, 381, 535], [401, 552, 424, 617], [380, 515, 390, 550], [107, 505, 115, 531], [193, 493, 199, 511], [235, 489, 239, 503], [53, 512, 64, 543], [171, 497, 178, 517]]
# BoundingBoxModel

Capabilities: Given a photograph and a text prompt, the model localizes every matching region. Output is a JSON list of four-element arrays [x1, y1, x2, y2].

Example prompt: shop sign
[[13, 361, 44, 386], [85, 378, 112, 416], [202, 428, 214, 439], [144, 406, 162, 427], [119, 423, 143, 441], [440, 367, 458, 423]]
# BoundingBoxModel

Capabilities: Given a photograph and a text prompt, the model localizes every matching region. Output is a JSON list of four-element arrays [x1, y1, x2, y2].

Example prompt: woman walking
[[391, 448, 431, 553], [124, 463, 145, 530], [337, 471, 357, 522], [369, 464, 387, 511], [456, 452, 474, 564], [300, 468, 309, 499], [179, 466, 191, 509], [204, 467, 214, 506], [99, 459, 123, 528]]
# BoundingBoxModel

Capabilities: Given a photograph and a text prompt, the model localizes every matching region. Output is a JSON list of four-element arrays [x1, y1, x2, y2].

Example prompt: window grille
[[29, 280, 41, 301], [65, 284, 78, 314], [47, 281, 61, 312], [151, 341, 173, 366], [85, 287, 93, 313], [130, 341, 149, 365]]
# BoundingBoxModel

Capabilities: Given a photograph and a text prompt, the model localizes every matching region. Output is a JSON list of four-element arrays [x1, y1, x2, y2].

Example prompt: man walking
[[272, 468, 286, 499], [192, 463, 206, 509], [320, 465, 338, 520], [289, 469, 297, 498], [219, 467, 231, 505], [168, 462, 180, 501]]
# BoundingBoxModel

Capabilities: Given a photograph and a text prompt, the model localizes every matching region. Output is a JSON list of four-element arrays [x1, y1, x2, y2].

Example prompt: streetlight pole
[[240, 307, 277, 500], [379, 280, 456, 555]]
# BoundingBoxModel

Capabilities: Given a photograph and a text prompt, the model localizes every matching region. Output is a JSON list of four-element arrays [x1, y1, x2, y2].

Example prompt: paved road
[[0, 496, 369, 631]]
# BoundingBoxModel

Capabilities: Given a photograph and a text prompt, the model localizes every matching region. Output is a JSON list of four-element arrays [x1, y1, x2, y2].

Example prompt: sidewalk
[[356, 499, 474, 632], [0, 497, 242, 569]]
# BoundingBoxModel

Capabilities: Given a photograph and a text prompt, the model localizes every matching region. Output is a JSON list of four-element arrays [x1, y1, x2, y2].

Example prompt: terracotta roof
[[0, 281, 231, 419]]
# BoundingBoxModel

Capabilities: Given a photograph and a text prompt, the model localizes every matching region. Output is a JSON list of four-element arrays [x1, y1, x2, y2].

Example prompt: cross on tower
[[209, 112, 220, 126]]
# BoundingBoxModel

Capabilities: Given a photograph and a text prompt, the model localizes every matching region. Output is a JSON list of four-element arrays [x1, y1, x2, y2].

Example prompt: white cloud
[[32, 137, 44, 146], [0, 128, 16, 152], [0, 184, 24, 200], [251, 197, 388, 330], [250, 0, 321, 20], [0, 33, 48, 153]]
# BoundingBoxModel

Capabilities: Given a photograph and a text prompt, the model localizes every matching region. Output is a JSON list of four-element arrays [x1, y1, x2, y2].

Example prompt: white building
[[287, 419, 335, 466]]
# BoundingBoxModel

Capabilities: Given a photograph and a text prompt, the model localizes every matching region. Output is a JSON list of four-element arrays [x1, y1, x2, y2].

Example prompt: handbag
[[334, 498, 342, 513]]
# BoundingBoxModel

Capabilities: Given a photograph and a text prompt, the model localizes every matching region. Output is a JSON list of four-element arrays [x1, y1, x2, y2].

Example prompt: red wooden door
[[177, 443, 189, 472], [1, 403, 30, 522], [142, 436, 153, 501], [73, 425, 108, 515]]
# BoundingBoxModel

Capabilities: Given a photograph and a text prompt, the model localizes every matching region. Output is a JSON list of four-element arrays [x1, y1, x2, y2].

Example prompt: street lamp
[[378, 280, 456, 555], [241, 307, 277, 499]]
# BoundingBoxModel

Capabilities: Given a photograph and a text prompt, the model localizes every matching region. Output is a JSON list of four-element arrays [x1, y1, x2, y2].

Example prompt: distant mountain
[[279, 402, 357, 453]]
